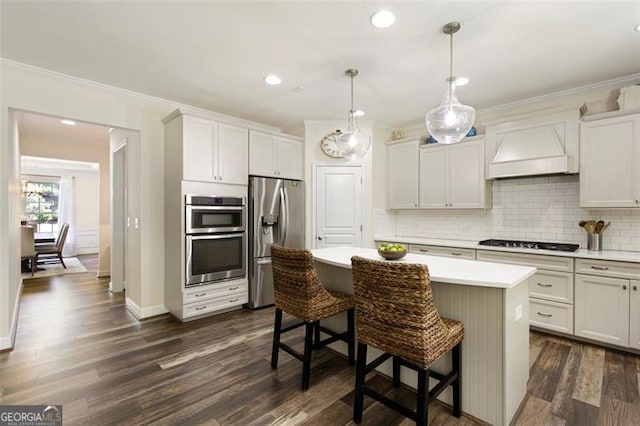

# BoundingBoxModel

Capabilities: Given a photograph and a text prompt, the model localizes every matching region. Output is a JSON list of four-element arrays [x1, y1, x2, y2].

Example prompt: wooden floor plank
[[572, 345, 606, 407], [528, 341, 571, 402]]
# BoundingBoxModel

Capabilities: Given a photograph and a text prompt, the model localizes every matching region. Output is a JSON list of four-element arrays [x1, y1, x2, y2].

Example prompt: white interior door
[[314, 165, 363, 248], [111, 142, 127, 292]]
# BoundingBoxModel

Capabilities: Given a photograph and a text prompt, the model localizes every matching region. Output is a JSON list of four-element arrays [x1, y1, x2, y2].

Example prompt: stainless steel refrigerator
[[248, 176, 305, 308]]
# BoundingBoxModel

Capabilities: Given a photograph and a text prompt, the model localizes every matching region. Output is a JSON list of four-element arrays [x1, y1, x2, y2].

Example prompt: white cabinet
[[249, 130, 303, 180], [630, 280, 640, 350], [574, 258, 640, 349], [409, 243, 476, 260], [181, 115, 248, 185], [387, 139, 419, 209], [477, 250, 575, 335], [575, 274, 630, 346], [217, 123, 249, 184], [419, 137, 490, 209], [580, 112, 640, 208]]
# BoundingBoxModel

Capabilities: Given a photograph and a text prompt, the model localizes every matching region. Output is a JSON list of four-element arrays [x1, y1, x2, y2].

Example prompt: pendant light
[[336, 69, 371, 160], [425, 22, 475, 144]]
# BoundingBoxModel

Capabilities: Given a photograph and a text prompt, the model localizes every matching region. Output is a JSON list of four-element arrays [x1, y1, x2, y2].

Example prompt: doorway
[[313, 165, 363, 248]]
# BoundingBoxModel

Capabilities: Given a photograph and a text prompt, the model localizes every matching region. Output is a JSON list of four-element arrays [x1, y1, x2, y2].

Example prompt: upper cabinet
[[387, 139, 420, 209], [387, 137, 490, 210], [166, 113, 249, 185], [420, 137, 490, 209], [485, 110, 579, 179], [580, 111, 640, 208], [249, 130, 304, 180]]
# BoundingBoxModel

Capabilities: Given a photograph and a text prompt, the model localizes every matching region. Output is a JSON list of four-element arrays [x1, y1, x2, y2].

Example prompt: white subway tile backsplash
[[377, 175, 640, 252]]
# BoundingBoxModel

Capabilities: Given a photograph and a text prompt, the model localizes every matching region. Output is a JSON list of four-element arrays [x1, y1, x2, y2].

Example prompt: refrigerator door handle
[[256, 258, 272, 265], [280, 187, 289, 246]]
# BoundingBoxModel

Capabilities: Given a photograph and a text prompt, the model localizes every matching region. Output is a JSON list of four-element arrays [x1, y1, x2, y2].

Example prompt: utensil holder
[[587, 233, 602, 251]]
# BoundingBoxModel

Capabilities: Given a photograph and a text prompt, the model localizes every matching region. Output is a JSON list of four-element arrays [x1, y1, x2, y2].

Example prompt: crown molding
[[399, 72, 640, 134], [1, 59, 283, 134]]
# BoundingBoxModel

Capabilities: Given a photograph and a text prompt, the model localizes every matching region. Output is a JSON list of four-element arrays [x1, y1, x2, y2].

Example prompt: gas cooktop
[[478, 239, 579, 252]]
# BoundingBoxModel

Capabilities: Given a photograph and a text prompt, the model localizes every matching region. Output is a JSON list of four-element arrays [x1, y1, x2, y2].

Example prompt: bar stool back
[[351, 256, 464, 425], [270, 245, 355, 391]]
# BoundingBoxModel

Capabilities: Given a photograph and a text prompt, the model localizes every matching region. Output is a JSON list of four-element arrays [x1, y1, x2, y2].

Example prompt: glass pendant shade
[[425, 21, 476, 144], [426, 79, 475, 144], [337, 110, 371, 160], [335, 69, 371, 160]]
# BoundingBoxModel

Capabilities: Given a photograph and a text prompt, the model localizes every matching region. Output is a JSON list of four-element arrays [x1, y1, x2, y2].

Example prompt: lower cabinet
[[182, 278, 248, 320], [477, 250, 575, 335], [630, 280, 640, 350], [574, 274, 630, 347]]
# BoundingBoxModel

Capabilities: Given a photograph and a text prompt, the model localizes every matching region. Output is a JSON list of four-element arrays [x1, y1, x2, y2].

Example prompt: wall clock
[[321, 130, 344, 159]]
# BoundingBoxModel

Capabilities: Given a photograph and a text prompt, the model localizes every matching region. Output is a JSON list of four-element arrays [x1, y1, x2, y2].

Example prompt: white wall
[[0, 60, 162, 348], [303, 120, 379, 249]]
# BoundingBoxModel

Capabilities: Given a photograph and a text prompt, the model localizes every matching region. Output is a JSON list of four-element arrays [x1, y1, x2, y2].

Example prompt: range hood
[[486, 110, 579, 179]]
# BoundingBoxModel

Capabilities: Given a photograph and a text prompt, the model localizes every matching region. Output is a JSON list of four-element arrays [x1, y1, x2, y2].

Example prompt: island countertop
[[312, 246, 536, 289]]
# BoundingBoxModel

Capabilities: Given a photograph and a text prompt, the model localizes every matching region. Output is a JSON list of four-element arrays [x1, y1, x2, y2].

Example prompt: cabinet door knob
[[633, 285, 638, 291], [219, 176, 223, 180], [623, 285, 627, 290]]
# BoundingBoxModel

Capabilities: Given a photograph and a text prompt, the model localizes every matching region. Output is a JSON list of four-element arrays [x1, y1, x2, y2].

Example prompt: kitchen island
[[312, 246, 536, 426]]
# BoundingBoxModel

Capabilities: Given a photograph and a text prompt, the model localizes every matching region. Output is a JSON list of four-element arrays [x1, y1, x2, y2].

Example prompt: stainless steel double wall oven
[[185, 195, 246, 287]]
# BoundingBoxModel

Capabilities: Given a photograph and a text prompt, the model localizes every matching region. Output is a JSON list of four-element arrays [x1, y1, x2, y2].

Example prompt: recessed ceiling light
[[370, 10, 395, 29], [60, 119, 76, 126], [455, 77, 470, 86], [354, 110, 365, 117], [264, 75, 282, 85], [635, 24, 640, 32]]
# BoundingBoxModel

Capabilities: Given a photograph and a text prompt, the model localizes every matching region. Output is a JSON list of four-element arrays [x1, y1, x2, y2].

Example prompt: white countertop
[[375, 236, 640, 263], [312, 246, 536, 289]]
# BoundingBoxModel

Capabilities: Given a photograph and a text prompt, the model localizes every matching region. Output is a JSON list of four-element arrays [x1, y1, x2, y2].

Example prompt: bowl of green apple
[[377, 243, 407, 260]]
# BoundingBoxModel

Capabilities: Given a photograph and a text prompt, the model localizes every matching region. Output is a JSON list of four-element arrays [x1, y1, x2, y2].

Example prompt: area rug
[[22, 257, 88, 279]]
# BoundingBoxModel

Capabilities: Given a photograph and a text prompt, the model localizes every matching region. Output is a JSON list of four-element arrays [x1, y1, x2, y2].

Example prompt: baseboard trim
[[125, 298, 168, 320], [97, 269, 111, 278], [0, 279, 24, 351]]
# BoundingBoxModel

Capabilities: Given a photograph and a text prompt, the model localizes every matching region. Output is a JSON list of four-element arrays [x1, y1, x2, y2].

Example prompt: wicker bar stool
[[351, 256, 464, 426], [270, 245, 355, 391]]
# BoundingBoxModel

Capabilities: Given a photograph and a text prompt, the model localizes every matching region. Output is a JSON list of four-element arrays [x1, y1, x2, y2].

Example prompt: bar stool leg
[[353, 342, 367, 423], [302, 321, 315, 391], [416, 368, 429, 426], [314, 321, 321, 349], [452, 342, 462, 418], [347, 308, 355, 366], [392, 356, 401, 387], [271, 308, 283, 369]]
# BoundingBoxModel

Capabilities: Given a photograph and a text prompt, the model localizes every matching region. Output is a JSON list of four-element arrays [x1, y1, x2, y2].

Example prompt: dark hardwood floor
[[2, 267, 639, 425]]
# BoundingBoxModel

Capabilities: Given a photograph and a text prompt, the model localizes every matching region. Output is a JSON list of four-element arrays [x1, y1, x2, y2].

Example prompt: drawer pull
[[537, 283, 553, 288], [537, 312, 553, 318], [623, 285, 627, 290], [195, 306, 207, 311], [229, 298, 239, 303], [451, 252, 462, 256], [228, 286, 239, 290], [419, 249, 429, 252], [590, 266, 609, 271], [195, 292, 207, 297]]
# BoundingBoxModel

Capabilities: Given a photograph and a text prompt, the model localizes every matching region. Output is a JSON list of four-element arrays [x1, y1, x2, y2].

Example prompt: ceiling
[[2, 1, 639, 131], [18, 111, 110, 146]]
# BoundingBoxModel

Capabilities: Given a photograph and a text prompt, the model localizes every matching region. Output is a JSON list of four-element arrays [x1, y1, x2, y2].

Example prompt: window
[[23, 176, 60, 233]]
